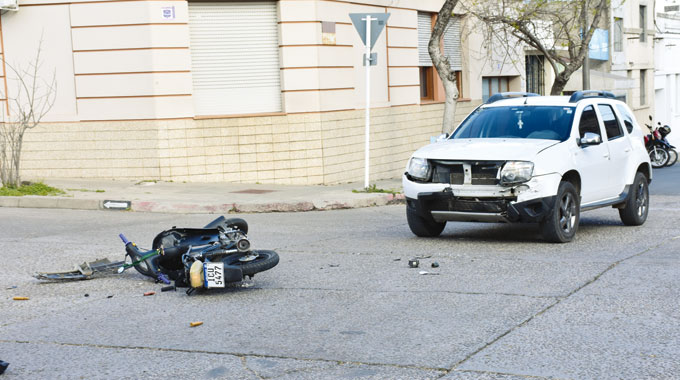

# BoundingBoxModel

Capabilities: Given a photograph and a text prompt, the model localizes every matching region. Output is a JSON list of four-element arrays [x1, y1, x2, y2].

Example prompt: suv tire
[[406, 206, 446, 237], [619, 172, 649, 226], [541, 181, 580, 243]]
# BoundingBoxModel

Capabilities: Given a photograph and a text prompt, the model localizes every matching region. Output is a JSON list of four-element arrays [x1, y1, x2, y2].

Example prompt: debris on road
[[0, 360, 9, 375], [143, 291, 156, 296], [6, 286, 17, 290], [190, 321, 203, 327], [12, 297, 29, 301], [329, 264, 340, 267], [161, 285, 176, 292], [408, 259, 419, 268], [419, 271, 440, 276], [431, 262, 440, 268]]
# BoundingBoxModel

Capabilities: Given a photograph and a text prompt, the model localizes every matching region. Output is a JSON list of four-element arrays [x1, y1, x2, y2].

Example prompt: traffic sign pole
[[363, 15, 375, 189]]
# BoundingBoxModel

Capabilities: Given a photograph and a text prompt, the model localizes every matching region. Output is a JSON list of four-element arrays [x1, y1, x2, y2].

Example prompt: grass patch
[[352, 184, 400, 195], [0, 182, 65, 196]]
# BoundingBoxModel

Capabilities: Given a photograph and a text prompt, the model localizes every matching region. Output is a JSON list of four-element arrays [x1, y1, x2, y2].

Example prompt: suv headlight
[[407, 157, 431, 181], [500, 161, 534, 185]]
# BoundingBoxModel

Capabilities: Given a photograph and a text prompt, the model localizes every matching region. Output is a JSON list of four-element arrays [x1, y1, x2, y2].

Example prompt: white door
[[572, 105, 612, 204], [596, 104, 630, 197], [188, 2, 282, 116]]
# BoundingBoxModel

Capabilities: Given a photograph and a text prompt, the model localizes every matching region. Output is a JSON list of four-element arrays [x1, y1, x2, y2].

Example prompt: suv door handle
[[624, 148, 631, 152], [603, 153, 610, 158]]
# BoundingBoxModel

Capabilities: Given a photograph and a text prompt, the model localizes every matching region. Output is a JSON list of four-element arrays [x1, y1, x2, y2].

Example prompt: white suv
[[403, 91, 652, 243]]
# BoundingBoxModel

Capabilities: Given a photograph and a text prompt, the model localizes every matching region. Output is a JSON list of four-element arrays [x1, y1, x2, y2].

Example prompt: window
[[598, 104, 623, 140], [418, 13, 464, 100], [526, 55, 545, 95], [579, 105, 601, 138], [482, 77, 509, 102], [640, 69, 647, 105], [418, 12, 434, 100], [451, 106, 575, 141], [616, 104, 635, 133], [614, 18, 623, 52], [639, 5, 647, 42]]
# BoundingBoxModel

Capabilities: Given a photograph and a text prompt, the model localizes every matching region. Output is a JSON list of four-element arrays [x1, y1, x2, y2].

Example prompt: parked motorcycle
[[645, 116, 673, 168], [120, 216, 279, 295], [656, 122, 677, 167]]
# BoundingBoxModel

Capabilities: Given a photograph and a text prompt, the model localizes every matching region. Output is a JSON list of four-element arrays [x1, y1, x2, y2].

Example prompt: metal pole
[[582, 0, 590, 90], [363, 15, 373, 189]]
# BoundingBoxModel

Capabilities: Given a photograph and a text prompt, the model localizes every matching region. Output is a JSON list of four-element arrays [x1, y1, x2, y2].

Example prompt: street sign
[[349, 13, 390, 189], [349, 13, 390, 51], [102, 200, 131, 210]]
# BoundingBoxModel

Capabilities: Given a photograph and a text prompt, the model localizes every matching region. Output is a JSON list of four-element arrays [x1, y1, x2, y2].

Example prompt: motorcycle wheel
[[665, 149, 678, 167], [649, 147, 669, 168], [223, 250, 279, 276]]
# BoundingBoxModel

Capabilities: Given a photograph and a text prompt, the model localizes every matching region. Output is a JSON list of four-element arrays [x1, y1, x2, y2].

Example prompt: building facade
[[1, 0, 505, 185], [654, 11, 680, 146]]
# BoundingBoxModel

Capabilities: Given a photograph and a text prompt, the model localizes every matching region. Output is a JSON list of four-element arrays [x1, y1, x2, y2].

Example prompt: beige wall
[[21, 104, 455, 185], [2, 0, 493, 185]]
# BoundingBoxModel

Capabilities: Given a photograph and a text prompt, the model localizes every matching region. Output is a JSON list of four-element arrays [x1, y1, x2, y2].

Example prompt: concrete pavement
[[0, 178, 405, 214]]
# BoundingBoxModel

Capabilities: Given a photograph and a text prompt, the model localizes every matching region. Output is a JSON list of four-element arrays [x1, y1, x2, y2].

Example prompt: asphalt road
[[649, 162, 679, 195], [1, 184, 679, 378]]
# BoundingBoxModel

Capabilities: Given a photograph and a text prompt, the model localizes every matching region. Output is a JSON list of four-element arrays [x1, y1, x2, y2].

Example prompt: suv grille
[[431, 160, 503, 185]]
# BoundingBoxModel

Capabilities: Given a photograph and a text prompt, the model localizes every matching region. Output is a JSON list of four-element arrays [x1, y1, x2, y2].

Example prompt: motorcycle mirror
[[649, 115, 653, 121]]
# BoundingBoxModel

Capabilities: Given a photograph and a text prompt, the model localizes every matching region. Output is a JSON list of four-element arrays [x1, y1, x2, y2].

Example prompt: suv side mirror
[[579, 132, 602, 146], [434, 133, 449, 142]]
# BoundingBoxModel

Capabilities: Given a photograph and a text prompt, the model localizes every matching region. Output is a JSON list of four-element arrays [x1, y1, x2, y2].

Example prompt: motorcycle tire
[[649, 147, 669, 168], [223, 250, 279, 276], [665, 149, 678, 167]]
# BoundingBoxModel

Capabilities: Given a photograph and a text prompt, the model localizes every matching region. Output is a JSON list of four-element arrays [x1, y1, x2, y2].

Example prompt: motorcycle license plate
[[204, 262, 225, 288]]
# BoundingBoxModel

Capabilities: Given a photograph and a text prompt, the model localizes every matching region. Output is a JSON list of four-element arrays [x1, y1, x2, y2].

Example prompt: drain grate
[[230, 189, 276, 194]]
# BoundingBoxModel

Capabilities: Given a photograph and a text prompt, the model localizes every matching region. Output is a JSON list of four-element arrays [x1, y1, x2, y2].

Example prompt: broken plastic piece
[[431, 262, 440, 268], [0, 360, 8, 375], [161, 285, 176, 292], [190, 321, 203, 327], [12, 297, 29, 301], [408, 259, 419, 268], [143, 291, 155, 296]]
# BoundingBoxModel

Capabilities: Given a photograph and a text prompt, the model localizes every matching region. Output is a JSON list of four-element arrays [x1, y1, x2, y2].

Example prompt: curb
[[0, 193, 405, 214]]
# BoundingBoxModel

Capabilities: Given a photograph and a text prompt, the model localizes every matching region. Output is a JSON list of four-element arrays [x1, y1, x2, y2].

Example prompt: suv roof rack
[[485, 92, 539, 104], [568, 90, 616, 103]]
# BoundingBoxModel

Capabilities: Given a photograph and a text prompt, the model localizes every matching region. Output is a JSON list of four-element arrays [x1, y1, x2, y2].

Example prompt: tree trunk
[[550, 70, 572, 95], [428, 0, 460, 135]]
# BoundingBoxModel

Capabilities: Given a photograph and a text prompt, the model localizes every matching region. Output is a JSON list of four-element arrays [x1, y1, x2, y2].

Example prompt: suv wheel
[[618, 172, 649, 226], [541, 181, 580, 243], [406, 206, 446, 237]]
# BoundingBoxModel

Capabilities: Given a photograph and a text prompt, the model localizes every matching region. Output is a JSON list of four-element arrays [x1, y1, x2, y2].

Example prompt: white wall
[[2, 5, 78, 122], [654, 13, 680, 146]]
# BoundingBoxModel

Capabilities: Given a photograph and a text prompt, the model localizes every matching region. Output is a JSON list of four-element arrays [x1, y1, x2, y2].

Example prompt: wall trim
[[77, 94, 191, 100], [75, 70, 191, 76], [280, 66, 353, 70], [281, 87, 354, 92], [73, 47, 189, 53], [72, 23, 188, 28]]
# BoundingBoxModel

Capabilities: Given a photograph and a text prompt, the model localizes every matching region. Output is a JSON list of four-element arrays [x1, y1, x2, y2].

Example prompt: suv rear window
[[452, 106, 575, 141]]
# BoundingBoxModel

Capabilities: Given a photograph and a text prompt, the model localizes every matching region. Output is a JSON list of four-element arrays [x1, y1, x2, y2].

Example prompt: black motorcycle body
[[120, 216, 278, 290]]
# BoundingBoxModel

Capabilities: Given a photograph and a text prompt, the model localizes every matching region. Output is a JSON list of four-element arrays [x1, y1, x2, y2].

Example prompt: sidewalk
[[0, 178, 405, 214]]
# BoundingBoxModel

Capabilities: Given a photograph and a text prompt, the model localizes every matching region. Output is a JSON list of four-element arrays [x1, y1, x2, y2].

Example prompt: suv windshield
[[451, 105, 575, 141]]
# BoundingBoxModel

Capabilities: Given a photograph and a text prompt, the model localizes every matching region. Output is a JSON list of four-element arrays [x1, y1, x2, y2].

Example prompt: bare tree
[[465, 0, 609, 95], [428, 0, 461, 134], [0, 41, 56, 188]]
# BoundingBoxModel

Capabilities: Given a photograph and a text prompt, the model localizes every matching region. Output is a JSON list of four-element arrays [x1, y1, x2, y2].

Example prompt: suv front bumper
[[403, 172, 562, 224]]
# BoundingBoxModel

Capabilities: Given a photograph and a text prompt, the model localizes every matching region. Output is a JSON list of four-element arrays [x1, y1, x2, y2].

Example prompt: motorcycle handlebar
[[119, 233, 130, 245]]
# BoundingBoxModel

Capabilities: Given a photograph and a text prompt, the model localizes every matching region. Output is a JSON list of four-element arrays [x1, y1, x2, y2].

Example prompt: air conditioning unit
[[0, 0, 18, 11]]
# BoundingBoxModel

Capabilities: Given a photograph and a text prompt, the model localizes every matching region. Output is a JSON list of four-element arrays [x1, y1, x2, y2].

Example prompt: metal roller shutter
[[444, 17, 462, 71], [418, 12, 433, 66], [189, 2, 281, 116]]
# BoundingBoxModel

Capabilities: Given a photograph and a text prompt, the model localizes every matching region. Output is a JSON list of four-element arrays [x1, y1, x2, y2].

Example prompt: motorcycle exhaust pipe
[[236, 238, 251, 252]]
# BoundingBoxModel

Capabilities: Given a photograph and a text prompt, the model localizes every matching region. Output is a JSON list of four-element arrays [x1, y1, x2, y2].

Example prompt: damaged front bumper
[[403, 173, 561, 224], [406, 191, 557, 224]]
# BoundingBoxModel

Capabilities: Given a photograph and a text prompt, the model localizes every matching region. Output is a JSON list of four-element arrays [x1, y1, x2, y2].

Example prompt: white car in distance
[[403, 91, 652, 243]]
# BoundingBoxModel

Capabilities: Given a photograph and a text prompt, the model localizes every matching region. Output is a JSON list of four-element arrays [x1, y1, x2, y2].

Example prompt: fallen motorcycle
[[35, 216, 279, 295]]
